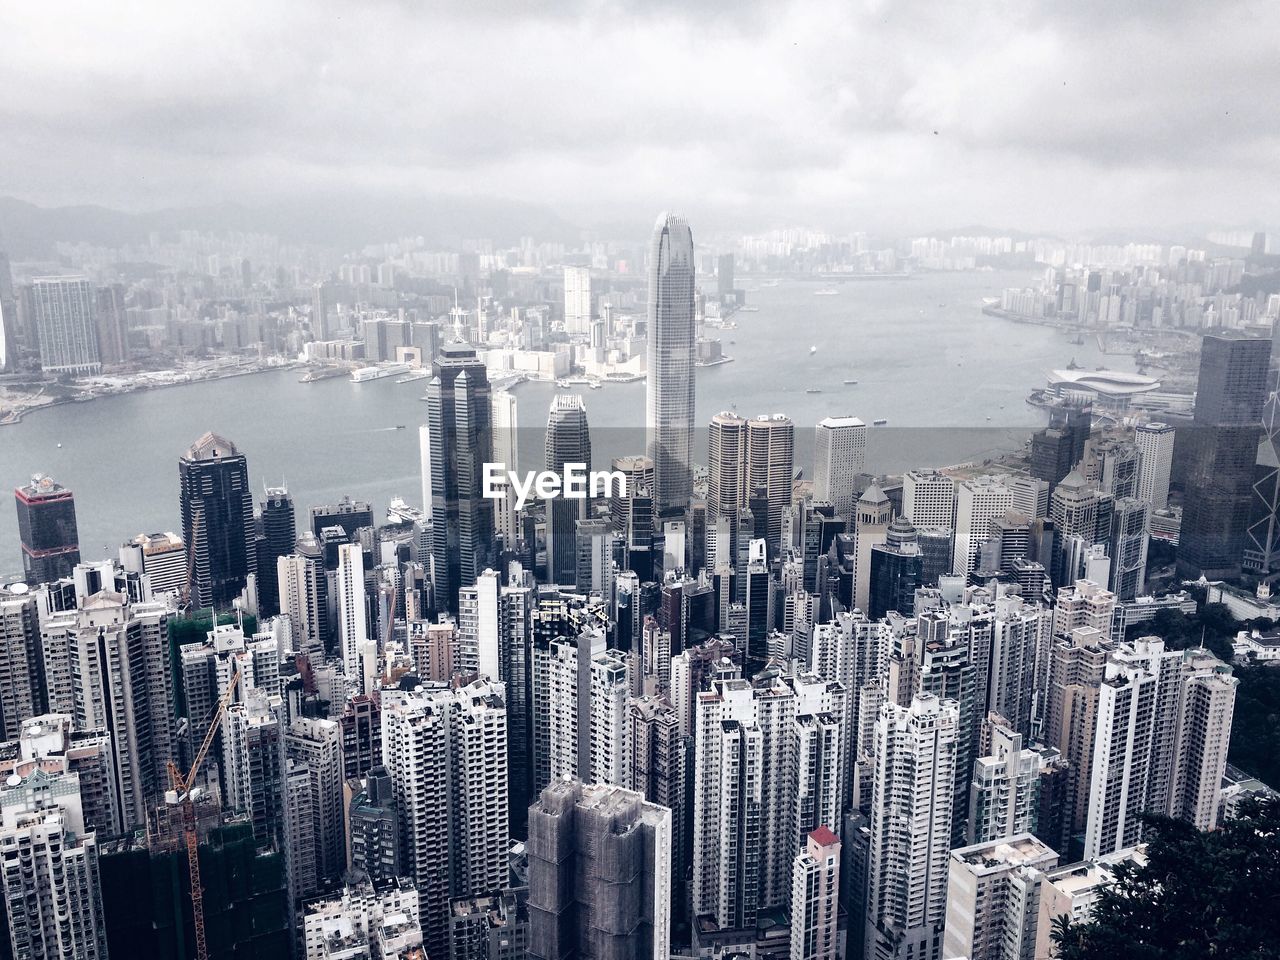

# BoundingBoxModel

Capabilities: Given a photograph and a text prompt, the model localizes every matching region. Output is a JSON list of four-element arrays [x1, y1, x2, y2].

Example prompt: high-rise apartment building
[[646, 213, 696, 516], [427, 344, 497, 611], [335, 541, 370, 684], [30, 276, 101, 375], [382, 679, 509, 956], [1178, 332, 1272, 579], [118, 531, 186, 599], [813, 416, 867, 519], [943, 833, 1058, 960], [15, 474, 81, 586], [865, 693, 957, 960], [968, 720, 1041, 845], [790, 826, 841, 960], [0, 589, 43, 742], [545, 394, 592, 585], [492, 390, 521, 548], [0, 770, 108, 959], [179, 432, 255, 610], [527, 779, 672, 960]]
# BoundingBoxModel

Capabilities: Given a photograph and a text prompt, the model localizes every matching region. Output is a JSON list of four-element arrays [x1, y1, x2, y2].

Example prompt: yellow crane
[[166, 664, 240, 960]]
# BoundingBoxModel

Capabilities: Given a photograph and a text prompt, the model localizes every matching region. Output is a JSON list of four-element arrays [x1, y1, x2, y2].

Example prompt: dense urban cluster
[[3, 211, 1280, 960]]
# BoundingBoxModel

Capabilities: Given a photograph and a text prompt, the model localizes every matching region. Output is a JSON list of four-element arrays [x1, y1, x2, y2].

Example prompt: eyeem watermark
[[482, 463, 627, 510]]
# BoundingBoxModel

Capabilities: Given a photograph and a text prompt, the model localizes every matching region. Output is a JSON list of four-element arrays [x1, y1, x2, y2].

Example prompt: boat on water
[[872, 418, 888, 426], [805, 388, 822, 394], [395, 424, 406, 429], [843, 379, 858, 385], [814, 287, 839, 296], [762, 279, 780, 287], [809, 345, 818, 355], [556, 379, 571, 388]]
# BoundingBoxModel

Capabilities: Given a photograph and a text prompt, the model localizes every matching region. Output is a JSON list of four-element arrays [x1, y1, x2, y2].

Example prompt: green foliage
[[1230, 663, 1280, 787], [1051, 799, 1280, 960]]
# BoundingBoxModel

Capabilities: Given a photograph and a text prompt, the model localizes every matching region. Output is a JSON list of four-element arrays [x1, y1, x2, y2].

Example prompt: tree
[[1052, 799, 1280, 960]]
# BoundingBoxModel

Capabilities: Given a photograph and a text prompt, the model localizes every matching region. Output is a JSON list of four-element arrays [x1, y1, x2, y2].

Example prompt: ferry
[[805, 388, 822, 394], [843, 379, 858, 385], [872, 418, 888, 426], [814, 287, 839, 296], [350, 363, 410, 382]]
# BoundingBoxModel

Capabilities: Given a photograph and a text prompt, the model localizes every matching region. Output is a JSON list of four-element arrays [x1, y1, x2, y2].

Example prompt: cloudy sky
[[1, 0, 1277, 236]]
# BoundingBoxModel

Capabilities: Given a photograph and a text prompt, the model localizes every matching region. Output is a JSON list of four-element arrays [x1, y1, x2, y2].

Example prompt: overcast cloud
[[1, 0, 1277, 236]]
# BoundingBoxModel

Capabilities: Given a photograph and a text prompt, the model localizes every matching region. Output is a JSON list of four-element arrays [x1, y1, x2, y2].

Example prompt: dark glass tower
[[308, 495, 373, 540], [255, 486, 295, 618], [545, 394, 591, 586], [1178, 332, 1272, 580], [869, 516, 923, 619], [645, 213, 696, 517], [1030, 403, 1092, 494], [14, 474, 80, 585], [426, 343, 496, 612], [179, 432, 254, 610]]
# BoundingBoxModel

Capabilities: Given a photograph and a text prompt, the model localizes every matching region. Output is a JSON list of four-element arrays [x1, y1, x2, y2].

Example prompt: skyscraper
[[868, 516, 923, 619], [29, 276, 101, 375], [790, 827, 841, 960], [256, 486, 295, 619], [1134, 421, 1175, 510], [335, 541, 370, 685], [14, 474, 81, 585], [492, 390, 521, 548], [865, 693, 957, 960], [563, 265, 592, 336], [943, 834, 1058, 960], [953, 477, 1012, 578], [1178, 332, 1272, 579], [813, 416, 867, 519], [1030, 405, 1091, 494], [427, 343, 497, 611], [527, 779, 672, 960], [545, 394, 592, 585], [179, 432, 255, 610], [646, 213, 696, 516], [746, 413, 796, 557]]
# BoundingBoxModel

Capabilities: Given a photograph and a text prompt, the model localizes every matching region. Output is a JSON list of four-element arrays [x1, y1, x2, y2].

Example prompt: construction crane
[[165, 663, 240, 960]]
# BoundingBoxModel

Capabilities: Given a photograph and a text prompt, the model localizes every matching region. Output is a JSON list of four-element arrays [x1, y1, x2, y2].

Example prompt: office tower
[[309, 495, 374, 540], [902, 469, 955, 531], [853, 484, 892, 613], [609, 455, 654, 534], [0, 590, 42, 741], [93, 283, 126, 365], [545, 394, 592, 585], [968, 720, 1041, 845], [302, 879, 423, 959], [985, 512, 1031, 575], [42, 593, 174, 831], [708, 411, 749, 523], [29, 276, 101, 375], [916, 528, 954, 588], [1086, 438, 1141, 500], [953, 477, 1013, 577], [278, 546, 327, 658], [14, 474, 81, 585], [868, 516, 921, 619], [527, 779, 672, 960], [563, 265, 592, 335], [1179, 332, 1272, 579], [692, 673, 845, 933], [179, 432, 255, 610], [492, 390, 521, 548], [1246, 371, 1280, 574], [427, 343, 497, 611], [458, 568, 501, 681], [286, 716, 344, 891], [790, 827, 841, 960], [449, 887, 530, 960], [255, 486, 295, 619], [1108, 497, 1149, 601], [646, 213, 697, 516], [747, 414, 796, 557], [943, 834, 1058, 960], [1135, 421, 1175, 510], [628, 696, 686, 882], [814, 416, 867, 519], [0, 770, 108, 959], [118, 531, 186, 599], [382, 679, 509, 956], [1030, 405, 1091, 493], [575, 518, 615, 596], [744, 540, 772, 665], [1049, 472, 1111, 588], [717, 252, 735, 302], [1005, 475, 1050, 522], [348, 765, 405, 887], [865, 693, 958, 960]]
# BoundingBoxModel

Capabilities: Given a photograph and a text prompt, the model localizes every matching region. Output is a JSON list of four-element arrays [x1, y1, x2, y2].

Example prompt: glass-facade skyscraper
[[645, 213, 696, 517], [14, 474, 81, 584], [544, 394, 591, 586], [426, 343, 496, 612], [179, 432, 255, 610]]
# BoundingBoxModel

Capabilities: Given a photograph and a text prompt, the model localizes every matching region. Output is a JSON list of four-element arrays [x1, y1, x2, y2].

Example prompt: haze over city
[[1, 0, 1278, 237]]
